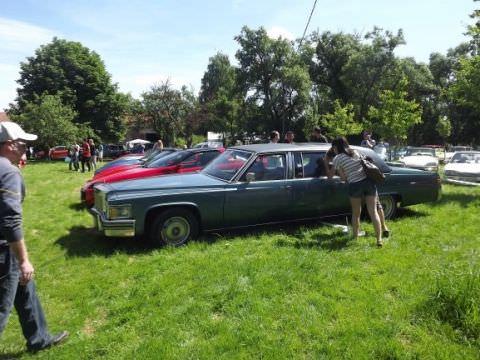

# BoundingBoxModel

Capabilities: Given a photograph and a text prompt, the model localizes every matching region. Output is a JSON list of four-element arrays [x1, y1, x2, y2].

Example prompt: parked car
[[445, 146, 473, 163], [49, 146, 69, 160], [373, 144, 388, 161], [102, 144, 128, 159], [399, 147, 439, 171], [81, 148, 224, 207], [94, 148, 178, 176], [89, 143, 441, 247], [193, 141, 223, 148], [444, 151, 480, 186]]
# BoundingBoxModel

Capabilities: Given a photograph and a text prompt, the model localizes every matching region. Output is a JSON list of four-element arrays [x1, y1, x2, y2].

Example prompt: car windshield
[[141, 149, 176, 164], [451, 146, 472, 152], [450, 152, 480, 163], [405, 148, 435, 156], [202, 149, 253, 181], [144, 150, 191, 168]]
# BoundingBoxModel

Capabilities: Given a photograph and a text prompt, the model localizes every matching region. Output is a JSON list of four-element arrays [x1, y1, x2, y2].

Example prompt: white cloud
[[267, 26, 295, 40], [0, 17, 58, 53]]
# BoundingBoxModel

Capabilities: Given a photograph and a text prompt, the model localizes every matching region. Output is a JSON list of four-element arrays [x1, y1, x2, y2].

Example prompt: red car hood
[[90, 164, 184, 185], [93, 163, 141, 180]]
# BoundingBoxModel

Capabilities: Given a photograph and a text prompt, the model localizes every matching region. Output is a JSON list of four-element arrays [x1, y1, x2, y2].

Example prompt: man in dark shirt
[[284, 130, 295, 144], [310, 126, 328, 143], [0, 121, 68, 352]]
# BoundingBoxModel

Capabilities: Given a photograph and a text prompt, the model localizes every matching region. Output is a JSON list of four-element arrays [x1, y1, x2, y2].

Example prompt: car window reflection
[[240, 154, 286, 182]]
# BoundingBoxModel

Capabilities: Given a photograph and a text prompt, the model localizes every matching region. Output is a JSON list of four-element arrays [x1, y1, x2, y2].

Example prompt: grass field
[[0, 161, 479, 359]]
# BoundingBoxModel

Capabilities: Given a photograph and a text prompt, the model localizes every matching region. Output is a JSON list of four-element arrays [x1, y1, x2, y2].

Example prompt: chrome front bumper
[[89, 207, 136, 237], [444, 177, 480, 186]]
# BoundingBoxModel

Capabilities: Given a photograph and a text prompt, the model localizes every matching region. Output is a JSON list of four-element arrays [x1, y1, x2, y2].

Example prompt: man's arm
[[9, 239, 34, 285], [324, 156, 336, 178]]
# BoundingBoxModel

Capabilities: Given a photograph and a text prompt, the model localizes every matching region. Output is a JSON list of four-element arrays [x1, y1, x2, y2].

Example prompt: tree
[[436, 115, 452, 145], [235, 26, 311, 136], [307, 28, 405, 124], [200, 53, 237, 104], [9, 38, 128, 142], [367, 79, 422, 144], [199, 53, 243, 143], [320, 100, 362, 138], [140, 81, 198, 146], [10, 94, 78, 150], [444, 9, 480, 144]]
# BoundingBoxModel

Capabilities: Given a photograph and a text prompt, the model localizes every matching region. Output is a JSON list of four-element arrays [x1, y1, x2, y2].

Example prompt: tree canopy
[[9, 38, 129, 143]]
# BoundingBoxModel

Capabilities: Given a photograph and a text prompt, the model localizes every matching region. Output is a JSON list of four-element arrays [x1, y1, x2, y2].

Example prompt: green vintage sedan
[[89, 143, 441, 246]]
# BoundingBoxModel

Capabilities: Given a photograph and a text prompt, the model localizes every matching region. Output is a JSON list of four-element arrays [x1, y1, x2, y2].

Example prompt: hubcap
[[380, 196, 394, 218], [161, 216, 190, 245]]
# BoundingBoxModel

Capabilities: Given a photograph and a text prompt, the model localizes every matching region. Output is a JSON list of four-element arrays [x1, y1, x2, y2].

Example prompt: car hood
[[402, 155, 438, 165], [96, 173, 227, 199], [445, 163, 480, 174]]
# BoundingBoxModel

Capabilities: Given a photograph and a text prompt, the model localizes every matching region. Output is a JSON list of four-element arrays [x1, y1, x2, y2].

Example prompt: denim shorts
[[348, 178, 377, 198]]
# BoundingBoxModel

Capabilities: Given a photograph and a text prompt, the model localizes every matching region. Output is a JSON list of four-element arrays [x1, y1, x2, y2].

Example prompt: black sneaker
[[382, 230, 390, 238]]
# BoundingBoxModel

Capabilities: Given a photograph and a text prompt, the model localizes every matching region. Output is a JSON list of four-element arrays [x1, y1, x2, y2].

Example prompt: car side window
[[294, 152, 327, 178], [240, 154, 286, 182], [179, 154, 198, 168], [198, 151, 218, 166]]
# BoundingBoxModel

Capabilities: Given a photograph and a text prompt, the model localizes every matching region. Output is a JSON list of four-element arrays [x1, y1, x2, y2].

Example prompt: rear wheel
[[379, 195, 397, 219], [149, 208, 199, 247]]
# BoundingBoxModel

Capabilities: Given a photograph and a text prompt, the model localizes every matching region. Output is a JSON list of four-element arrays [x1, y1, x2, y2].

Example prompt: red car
[[49, 146, 69, 160], [81, 148, 224, 207]]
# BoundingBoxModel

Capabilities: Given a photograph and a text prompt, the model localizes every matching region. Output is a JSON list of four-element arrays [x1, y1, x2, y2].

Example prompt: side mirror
[[245, 172, 256, 182]]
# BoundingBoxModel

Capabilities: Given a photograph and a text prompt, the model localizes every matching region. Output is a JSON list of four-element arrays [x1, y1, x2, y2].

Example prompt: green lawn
[[1, 161, 479, 359]]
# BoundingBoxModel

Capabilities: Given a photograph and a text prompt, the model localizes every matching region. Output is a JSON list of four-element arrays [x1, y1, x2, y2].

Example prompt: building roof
[[0, 112, 10, 122]]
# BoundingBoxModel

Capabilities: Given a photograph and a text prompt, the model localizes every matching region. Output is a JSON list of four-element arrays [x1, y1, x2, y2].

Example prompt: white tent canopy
[[126, 138, 151, 147]]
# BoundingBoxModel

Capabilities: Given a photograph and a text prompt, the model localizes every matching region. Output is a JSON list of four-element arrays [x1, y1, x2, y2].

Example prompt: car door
[[223, 153, 291, 227], [289, 151, 350, 219]]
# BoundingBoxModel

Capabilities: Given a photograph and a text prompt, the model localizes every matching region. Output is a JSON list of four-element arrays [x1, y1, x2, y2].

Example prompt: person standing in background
[[269, 131, 280, 143], [153, 140, 163, 151], [310, 126, 328, 143], [97, 143, 103, 162], [284, 131, 295, 144], [360, 131, 376, 149], [81, 138, 91, 172], [88, 139, 96, 171]]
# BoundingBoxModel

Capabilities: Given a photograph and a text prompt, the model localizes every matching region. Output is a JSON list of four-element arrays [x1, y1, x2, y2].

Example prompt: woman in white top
[[325, 137, 383, 246]]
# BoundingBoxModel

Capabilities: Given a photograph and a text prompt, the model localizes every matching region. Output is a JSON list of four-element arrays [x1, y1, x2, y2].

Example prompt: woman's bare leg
[[350, 197, 362, 239], [366, 195, 382, 245]]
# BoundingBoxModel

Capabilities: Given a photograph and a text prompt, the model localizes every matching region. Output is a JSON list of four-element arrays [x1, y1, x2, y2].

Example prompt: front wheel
[[379, 195, 397, 219], [149, 208, 199, 247]]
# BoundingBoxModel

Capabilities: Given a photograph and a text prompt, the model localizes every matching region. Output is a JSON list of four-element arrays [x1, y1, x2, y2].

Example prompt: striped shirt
[[332, 151, 366, 183]]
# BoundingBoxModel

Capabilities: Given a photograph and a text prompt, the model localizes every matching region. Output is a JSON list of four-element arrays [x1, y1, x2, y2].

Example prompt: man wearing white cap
[[0, 122, 68, 352]]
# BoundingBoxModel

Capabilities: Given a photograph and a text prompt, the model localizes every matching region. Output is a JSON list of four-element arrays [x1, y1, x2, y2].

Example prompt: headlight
[[108, 204, 132, 219]]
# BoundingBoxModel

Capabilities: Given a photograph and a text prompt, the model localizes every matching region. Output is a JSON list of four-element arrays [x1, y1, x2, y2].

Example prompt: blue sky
[[0, 0, 476, 110]]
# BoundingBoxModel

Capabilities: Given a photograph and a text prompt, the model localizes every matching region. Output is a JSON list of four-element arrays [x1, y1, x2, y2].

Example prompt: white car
[[193, 141, 223, 148], [445, 146, 472, 163], [400, 147, 439, 171], [444, 151, 480, 186]]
